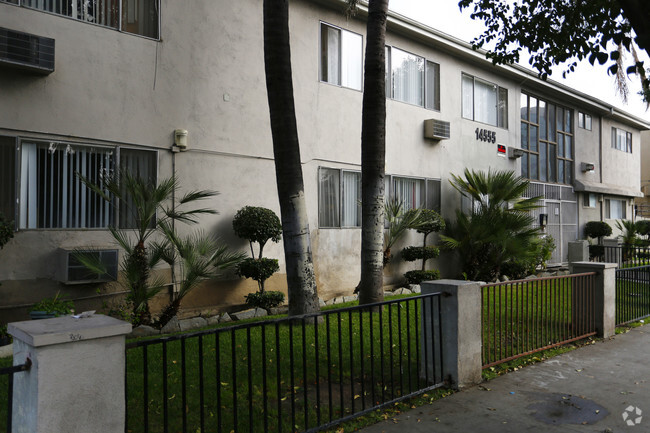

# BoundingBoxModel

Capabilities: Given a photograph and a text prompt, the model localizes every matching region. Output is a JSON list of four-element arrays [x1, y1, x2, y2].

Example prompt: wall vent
[[0, 27, 55, 74], [57, 248, 118, 284], [423, 119, 450, 140]]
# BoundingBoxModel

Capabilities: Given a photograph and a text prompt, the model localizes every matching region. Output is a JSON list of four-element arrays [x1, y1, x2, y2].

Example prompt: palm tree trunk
[[263, 0, 319, 317], [358, 0, 388, 305]]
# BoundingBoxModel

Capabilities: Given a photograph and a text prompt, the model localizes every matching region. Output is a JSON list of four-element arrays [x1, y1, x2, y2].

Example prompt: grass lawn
[[123, 294, 444, 433]]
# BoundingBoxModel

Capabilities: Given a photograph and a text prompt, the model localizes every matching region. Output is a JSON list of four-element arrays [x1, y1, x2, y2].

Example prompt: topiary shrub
[[233, 206, 282, 259], [245, 290, 285, 310], [404, 269, 440, 285], [589, 244, 605, 261], [401, 246, 440, 262], [236, 257, 279, 292], [584, 221, 612, 242]]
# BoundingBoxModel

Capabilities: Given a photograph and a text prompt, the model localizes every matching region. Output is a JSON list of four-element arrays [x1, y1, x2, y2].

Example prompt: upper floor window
[[520, 93, 573, 184], [320, 22, 362, 91], [385, 46, 440, 110], [0, 138, 157, 229], [578, 112, 592, 130], [462, 73, 508, 128], [612, 127, 632, 153], [7, 0, 159, 39]]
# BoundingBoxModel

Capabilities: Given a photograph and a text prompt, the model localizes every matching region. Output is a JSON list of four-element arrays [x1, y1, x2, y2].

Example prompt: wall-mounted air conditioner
[[0, 27, 55, 74], [507, 146, 524, 159], [57, 248, 118, 284], [423, 119, 450, 140]]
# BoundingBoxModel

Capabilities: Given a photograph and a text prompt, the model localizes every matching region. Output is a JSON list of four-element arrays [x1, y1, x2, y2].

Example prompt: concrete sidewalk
[[359, 326, 650, 432]]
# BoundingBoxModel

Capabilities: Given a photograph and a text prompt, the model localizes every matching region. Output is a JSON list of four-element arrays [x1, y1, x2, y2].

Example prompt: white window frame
[[319, 22, 363, 91], [612, 127, 632, 153], [385, 46, 440, 111], [462, 73, 508, 129], [318, 167, 361, 228]]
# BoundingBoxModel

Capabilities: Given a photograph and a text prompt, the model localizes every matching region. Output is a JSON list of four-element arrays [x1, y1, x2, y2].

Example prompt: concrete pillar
[[8, 315, 132, 433], [603, 238, 621, 264], [569, 261, 617, 338], [421, 280, 482, 389], [568, 240, 589, 263]]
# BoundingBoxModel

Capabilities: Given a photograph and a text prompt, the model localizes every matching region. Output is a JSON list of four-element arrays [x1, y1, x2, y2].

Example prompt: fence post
[[421, 280, 482, 389], [8, 314, 132, 433], [569, 261, 617, 338]]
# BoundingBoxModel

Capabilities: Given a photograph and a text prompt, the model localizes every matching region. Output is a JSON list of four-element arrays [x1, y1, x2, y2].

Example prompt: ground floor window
[[0, 137, 157, 230], [605, 198, 627, 219], [318, 168, 441, 228], [583, 193, 597, 208]]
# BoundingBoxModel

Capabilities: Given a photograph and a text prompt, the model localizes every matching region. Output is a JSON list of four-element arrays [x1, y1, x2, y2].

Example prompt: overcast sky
[[389, 0, 650, 121]]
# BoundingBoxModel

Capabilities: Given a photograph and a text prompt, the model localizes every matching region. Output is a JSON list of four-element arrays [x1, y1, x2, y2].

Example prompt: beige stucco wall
[[0, 0, 647, 322]]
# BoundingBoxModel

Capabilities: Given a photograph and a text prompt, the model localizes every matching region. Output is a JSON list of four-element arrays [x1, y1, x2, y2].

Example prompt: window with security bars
[[10, 0, 159, 39], [17, 140, 156, 229], [520, 93, 574, 184]]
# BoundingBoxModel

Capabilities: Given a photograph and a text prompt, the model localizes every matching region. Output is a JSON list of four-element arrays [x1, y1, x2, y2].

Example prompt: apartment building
[[0, 0, 647, 322]]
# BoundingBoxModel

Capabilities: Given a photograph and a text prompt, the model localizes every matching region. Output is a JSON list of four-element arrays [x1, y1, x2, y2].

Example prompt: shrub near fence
[[482, 273, 597, 368], [125, 294, 445, 433]]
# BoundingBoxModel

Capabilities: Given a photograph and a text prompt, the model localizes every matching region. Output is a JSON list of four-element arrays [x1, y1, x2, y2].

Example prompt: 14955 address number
[[475, 128, 496, 143]]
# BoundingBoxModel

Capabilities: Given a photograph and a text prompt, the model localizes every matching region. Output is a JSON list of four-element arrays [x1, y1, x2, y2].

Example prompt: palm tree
[[154, 224, 245, 328], [263, 0, 319, 316], [77, 170, 218, 325], [356, 0, 390, 305], [440, 169, 543, 281]]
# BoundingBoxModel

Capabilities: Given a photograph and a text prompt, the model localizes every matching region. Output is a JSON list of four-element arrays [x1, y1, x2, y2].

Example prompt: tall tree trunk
[[358, 0, 389, 305], [263, 0, 319, 317]]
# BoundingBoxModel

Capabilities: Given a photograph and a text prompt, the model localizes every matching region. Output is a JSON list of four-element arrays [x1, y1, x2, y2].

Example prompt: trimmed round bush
[[245, 291, 285, 310], [404, 269, 440, 285], [584, 221, 612, 240], [416, 209, 445, 235], [232, 206, 282, 248], [401, 246, 440, 262], [236, 258, 279, 291]]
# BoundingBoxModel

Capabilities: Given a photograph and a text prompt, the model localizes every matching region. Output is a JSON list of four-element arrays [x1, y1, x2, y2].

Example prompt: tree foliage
[[458, 0, 650, 104], [584, 220, 613, 242], [232, 206, 282, 259], [0, 213, 13, 250]]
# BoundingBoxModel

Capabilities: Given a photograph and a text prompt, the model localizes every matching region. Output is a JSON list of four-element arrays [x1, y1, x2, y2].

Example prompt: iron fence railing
[[616, 265, 650, 326], [482, 273, 597, 368], [125, 293, 445, 433], [592, 245, 650, 268], [0, 357, 31, 433]]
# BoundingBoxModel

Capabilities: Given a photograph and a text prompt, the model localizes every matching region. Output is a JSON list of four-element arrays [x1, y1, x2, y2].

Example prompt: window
[[578, 112, 592, 130], [320, 23, 362, 91], [605, 198, 626, 219], [13, 0, 159, 38], [462, 73, 508, 128], [583, 193, 597, 208], [15, 140, 157, 229], [318, 168, 361, 228], [387, 175, 441, 212], [386, 46, 440, 110], [612, 127, 632, 153], [520, 93, 573, 184], [318, 169, 441, 228]]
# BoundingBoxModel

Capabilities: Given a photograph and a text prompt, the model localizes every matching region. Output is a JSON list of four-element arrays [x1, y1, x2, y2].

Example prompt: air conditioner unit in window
[[57, 248, 118, 285], [0, 27, 55, 74], [423, 119, 451, 140]]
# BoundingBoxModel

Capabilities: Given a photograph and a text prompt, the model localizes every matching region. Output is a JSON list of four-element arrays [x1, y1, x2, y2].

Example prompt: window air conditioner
[[57, 248, 118, 284], [423, 119, 451, 140], [0, 27, 55, 74]]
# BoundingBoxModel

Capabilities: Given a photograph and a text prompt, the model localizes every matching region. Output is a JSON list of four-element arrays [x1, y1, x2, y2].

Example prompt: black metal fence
[[616, 265, 650, 326], [592, 245, 650, 268], [481, 273, 597, 368], [1, 358, 31, 433], [125, 293, 445, 433]]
